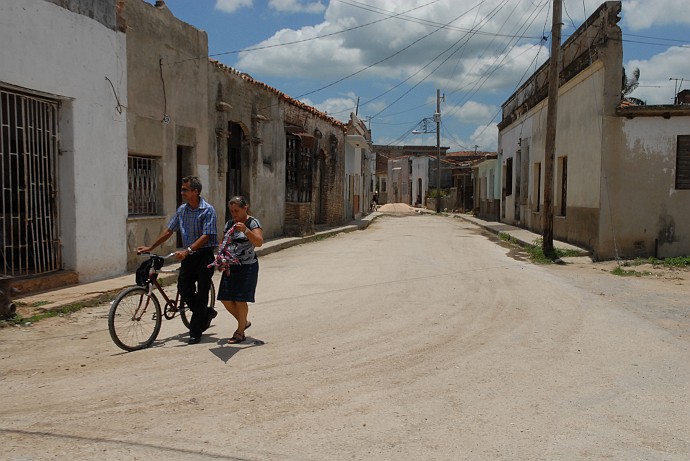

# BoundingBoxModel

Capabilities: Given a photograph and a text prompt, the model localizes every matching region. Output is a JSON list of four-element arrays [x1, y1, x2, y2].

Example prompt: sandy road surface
[[1, 212, 689, 460]]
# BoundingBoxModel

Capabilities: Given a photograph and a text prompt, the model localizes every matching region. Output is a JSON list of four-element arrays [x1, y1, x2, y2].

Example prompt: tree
[[621, 67, 645, 106]]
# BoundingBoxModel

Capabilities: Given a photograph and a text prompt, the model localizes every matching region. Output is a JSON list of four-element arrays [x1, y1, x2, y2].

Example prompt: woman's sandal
[[227, 332, 246, 344]]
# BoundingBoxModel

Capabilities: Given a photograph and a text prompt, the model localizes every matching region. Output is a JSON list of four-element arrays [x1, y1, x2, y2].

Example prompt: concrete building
[[2, 0, 351, 291], [373, 145, 450, 208], [124, 0, 212, 270], [208, 62, 285, 237], [497, 1, 690, 259], [128, 1, 348, 264], [0, 0, 127, 283], [472, 155, 499, 220], [345, 114, 373, 219], [281, 92, 347, 236]]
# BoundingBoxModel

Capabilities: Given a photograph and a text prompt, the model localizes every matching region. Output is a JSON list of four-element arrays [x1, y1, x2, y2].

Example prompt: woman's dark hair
[[228, 195, 248, 208]]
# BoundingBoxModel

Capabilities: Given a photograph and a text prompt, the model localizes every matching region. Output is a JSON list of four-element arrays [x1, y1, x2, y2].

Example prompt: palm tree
[[621, 67, 645, 106]]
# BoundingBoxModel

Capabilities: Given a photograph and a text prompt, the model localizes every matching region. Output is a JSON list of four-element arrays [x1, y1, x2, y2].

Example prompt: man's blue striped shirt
[[167, 198, 218, 249]]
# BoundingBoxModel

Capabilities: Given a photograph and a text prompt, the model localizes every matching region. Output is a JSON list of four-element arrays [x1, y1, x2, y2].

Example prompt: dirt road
[[1, 213, 689, 460]]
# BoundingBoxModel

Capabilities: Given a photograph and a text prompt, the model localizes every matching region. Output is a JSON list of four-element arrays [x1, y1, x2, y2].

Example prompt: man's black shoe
[[203, 308, 218, 332], [188, 336, 201, 344]]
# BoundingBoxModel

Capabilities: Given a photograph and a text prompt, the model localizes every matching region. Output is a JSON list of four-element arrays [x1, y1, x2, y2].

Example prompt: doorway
[[176, 145, 194, 247], [226, 122, 243, 223]]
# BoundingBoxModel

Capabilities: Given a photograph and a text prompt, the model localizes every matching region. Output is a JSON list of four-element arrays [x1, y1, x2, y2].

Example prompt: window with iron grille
[[676, 135, 690, 190], [285, 134, 312, 202], [0, 88, 61, 276], [128, 155, 159, 215], [505, 157, 513, 196]]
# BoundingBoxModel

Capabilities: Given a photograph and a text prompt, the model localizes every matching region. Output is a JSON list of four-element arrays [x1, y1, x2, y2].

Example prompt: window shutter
[[677, 135, 690, 190]]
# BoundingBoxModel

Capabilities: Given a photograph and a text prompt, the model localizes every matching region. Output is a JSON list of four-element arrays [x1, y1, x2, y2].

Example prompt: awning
[[285, 125, 315, 149]]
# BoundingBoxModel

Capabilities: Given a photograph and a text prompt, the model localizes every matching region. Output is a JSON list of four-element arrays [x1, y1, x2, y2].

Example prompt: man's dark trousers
[[177, 248, 215, 340]]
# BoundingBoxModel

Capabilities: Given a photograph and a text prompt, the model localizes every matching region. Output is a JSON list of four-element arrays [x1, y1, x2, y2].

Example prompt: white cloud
[[227, 0, 686, 147], [446, 101, 497, 124], [214, 0, 252, 14], [269, 0, 326, 14], [235, 0, 555, 89], [625, 46, 690, 104], [621, 0, 690, 30], [301, 92, 358, 122], [469, 124, 498, 151]]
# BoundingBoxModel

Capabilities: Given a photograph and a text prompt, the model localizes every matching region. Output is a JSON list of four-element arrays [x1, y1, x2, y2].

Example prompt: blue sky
[[153, 0, 689, 152]]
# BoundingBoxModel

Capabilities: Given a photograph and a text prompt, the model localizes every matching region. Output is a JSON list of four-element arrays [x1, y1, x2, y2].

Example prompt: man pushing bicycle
[[137, 176, 218, 344]]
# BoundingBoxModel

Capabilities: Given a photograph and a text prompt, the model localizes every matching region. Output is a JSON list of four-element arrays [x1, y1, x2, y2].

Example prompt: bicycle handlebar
[[137, 252, 176, 259]]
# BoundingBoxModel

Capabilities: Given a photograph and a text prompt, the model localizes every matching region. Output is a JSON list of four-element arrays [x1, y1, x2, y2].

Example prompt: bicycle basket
[[135, 256, 165, 286]]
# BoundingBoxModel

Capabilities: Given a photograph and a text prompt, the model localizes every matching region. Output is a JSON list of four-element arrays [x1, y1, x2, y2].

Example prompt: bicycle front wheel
[[108, 286, 162, 351], [180, 281, 216, 329]]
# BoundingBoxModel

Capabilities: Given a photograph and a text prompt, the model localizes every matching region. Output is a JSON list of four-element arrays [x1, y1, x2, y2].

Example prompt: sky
[[152, 0, 689, 152]]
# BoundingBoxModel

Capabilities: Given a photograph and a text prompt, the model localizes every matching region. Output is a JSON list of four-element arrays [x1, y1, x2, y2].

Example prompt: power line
[[295, 1, 488, 100]]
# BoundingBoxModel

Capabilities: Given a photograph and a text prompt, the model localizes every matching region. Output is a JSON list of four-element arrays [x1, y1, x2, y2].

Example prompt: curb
[[10, 215, 379, 319]]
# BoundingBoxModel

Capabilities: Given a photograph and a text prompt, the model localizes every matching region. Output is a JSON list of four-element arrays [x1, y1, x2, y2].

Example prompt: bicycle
[[108, 253, 216, 352]]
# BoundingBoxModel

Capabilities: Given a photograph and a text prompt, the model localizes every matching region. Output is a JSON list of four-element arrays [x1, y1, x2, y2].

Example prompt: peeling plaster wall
[[498, 63, 610, 252], [125, 0, 210, 270], [603, 116, 690, 258], [208, 64, 284, 238]]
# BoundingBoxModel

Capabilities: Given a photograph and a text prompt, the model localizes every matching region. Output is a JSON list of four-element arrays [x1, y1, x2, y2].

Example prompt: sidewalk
[[454, 213, 589, 255], [13, 214, 379, 316], [12, 210, 588, 317]]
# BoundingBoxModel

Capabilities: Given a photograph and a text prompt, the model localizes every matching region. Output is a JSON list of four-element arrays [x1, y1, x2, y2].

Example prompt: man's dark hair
[[182, 176, 202, 194]]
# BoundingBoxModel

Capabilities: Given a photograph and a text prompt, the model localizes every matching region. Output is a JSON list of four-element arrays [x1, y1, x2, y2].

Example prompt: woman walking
[[217, 196, 263, 344]]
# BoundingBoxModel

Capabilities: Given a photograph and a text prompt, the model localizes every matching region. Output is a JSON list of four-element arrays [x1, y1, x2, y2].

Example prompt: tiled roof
[[210, 60, 346, 129]]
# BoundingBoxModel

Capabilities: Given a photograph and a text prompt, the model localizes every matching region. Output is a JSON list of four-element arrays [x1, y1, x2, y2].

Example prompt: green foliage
[[525, 238, 556, 263], [499, 232, 518, 244], [649, 256, 690, 267], [526, 238, 587, 263], [612, 266, 652, 277], [428, 189, 448, 198]]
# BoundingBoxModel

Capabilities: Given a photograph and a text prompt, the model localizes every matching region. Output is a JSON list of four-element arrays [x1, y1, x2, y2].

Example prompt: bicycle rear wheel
[[108, 286, 162, 351], [180, 281, 216, 329]]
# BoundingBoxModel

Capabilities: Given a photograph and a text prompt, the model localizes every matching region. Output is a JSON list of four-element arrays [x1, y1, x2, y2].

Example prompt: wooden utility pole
[[435, 89, 442, 213], [542, 0, 562, 256]]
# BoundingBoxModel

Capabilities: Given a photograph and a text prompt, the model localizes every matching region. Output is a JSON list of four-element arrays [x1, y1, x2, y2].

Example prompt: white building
[[0, 0, 127, 283]]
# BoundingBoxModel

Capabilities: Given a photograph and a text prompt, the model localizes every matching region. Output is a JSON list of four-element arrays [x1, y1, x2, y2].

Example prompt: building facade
[[498, 1, 690, 259], [0, 0, 128, 283]]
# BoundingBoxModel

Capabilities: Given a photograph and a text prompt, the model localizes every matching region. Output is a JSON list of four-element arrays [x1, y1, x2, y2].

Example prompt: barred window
[[286, 134, 312, 202], [128, 156, 159, 215]]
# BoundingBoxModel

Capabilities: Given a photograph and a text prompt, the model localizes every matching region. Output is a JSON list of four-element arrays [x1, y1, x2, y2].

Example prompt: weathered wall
[[44, 0, 122, 30], [524, 63, 609, 250], [125, 0, 210, 269], [0, 0, 128, 282], [283, 101, 346, 234], [411, 156, 429, 206], [497, 1, 623, 257], [600, 115, 690, 258], [208, 63, 284, 237]]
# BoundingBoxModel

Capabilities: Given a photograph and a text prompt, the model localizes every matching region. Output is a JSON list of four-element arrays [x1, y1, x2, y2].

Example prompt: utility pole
[[435, 89, 442, 213], [669, 78, 684, 104], [542, 0, 562, 257]]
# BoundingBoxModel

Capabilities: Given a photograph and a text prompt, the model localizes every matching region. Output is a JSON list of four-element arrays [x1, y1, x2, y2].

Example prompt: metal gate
[[0, 88, 61, 277]]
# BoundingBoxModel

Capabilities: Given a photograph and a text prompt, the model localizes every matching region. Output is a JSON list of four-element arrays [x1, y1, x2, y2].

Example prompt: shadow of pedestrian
[[209, 336, 265, 364]]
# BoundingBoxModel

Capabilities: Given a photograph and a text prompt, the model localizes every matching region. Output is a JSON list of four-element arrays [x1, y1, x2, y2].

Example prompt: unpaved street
[[1, 213, 689, 460]]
